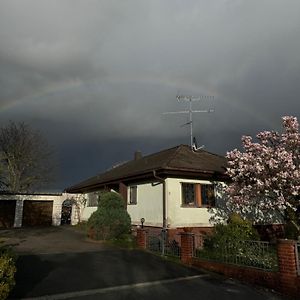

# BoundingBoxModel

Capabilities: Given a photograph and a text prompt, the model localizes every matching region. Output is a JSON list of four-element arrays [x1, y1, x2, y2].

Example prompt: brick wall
[[192, 258, 280, 290], [136, 228, 146, 249], [180, 234, 300, 299], [277, 239, 299, 297]]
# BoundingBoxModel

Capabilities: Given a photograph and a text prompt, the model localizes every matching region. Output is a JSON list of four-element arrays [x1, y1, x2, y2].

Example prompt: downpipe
[[153, 170, 167, 256]]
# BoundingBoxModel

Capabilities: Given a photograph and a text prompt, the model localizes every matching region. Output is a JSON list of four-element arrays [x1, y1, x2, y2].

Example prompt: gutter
[[153, 170, 167, 230]]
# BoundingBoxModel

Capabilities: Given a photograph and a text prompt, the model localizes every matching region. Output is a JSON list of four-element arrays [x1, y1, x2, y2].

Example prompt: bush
[[87, 192, 131, 240], [109, 234, 136, 249], [203, 213, 259, 251], [0, 249, 16, 300], [74, 221, 88, 232]]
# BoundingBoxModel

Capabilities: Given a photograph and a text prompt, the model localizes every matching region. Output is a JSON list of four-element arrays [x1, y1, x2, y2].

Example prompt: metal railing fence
[[146, 231, 181, 258], [193, 236, 278, 271]]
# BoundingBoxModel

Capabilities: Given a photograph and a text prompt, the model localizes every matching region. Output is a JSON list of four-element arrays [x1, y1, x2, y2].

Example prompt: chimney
[[134, 151, 142, 160]]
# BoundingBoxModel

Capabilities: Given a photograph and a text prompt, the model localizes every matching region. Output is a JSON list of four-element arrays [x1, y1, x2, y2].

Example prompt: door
[[0, 200, 16, 228], [22, 200, 53, 226]]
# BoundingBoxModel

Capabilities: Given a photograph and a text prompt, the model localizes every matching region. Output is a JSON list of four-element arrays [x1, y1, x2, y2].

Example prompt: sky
[[0, 0, 299, 191]]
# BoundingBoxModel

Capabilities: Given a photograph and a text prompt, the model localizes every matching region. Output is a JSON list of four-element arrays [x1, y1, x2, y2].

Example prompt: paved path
[[0, 226, 284, 300]]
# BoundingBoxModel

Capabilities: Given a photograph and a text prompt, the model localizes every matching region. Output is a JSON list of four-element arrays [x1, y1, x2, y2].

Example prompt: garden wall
[[191, 258, 279, 290], [136, 228, 300, 299]]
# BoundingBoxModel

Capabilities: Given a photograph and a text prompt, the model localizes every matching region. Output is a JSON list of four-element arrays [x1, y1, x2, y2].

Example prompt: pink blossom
[[225, 116, 300, 223]]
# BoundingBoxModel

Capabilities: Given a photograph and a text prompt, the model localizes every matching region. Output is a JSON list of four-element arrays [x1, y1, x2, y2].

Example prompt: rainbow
[[0, 76, 280, 132]]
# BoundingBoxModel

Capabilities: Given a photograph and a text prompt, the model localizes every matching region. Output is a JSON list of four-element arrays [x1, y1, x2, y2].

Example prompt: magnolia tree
[[224, 116, 300, 225]]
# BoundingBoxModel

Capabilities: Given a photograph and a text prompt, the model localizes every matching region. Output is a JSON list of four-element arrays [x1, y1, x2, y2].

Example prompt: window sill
[[181, 205, 214, 208], [181, 205, 199, 208]]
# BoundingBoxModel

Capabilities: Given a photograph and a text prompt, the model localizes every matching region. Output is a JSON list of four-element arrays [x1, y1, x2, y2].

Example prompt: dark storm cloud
[[0, 0, 299, 190]]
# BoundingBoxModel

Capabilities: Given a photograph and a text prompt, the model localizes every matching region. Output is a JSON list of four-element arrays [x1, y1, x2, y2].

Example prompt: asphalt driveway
[[0, 226, 284, 300], [0, 225, 110, 254]]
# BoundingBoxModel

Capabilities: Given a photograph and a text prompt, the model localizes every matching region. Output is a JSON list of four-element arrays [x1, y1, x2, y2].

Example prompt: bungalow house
[[66, 144, 229, 236]]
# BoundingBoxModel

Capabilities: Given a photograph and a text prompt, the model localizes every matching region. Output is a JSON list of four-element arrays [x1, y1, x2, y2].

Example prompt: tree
[[87, 192, 131, 240], [0, 121, 54, 193], [225, 116, 300, 227]]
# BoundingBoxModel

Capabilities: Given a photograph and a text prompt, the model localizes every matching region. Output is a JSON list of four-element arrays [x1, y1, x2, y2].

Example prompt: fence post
[[180, 232, 194, 265], [136, 228, 147, 250], [277, 239, 298, 297]]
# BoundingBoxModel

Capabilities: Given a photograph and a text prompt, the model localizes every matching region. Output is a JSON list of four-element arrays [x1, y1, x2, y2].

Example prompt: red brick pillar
[[136, 228, 147, 250], [277, 239, 298, 297], [180, 232, 194, 265]]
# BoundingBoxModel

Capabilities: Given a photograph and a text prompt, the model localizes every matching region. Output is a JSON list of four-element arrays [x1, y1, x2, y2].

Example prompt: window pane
[[130, 186, 137, 204], [201, 184, 215, 207], [182, 183, 195, 205], [87, 193, 99, 207]]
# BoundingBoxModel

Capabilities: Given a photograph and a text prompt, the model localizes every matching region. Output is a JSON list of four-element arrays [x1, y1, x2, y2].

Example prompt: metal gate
[[146, 230, 181, 257], [61, 200, 72, 225]]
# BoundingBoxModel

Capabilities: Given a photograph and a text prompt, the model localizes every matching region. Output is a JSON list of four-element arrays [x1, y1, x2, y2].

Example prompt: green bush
[[203, 213, 259, 252], [74, 221, 88, 232], [195, 214, 281, 270], [87, 192, 131, 240], [0, 249, 16, 300], [109, 234, 136, 249]]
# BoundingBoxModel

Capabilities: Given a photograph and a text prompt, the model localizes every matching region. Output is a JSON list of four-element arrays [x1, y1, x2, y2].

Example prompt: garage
[[0, 200, 16, 228], [22, 200, 53, 227]]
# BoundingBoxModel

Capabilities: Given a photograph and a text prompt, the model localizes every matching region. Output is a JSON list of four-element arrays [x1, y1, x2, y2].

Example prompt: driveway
[[0, 225, 110, 254], [0, 226, 284, 300]]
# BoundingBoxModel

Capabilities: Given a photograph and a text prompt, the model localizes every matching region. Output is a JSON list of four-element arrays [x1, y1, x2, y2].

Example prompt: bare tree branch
[[0, 121, 55, 193]]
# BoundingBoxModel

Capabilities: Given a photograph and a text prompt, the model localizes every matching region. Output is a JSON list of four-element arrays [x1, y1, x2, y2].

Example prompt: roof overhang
[[66, 167, 229, 194]]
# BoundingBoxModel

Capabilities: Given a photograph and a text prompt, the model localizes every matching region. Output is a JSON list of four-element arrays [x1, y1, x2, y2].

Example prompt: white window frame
[[129, 186, 137, 205]]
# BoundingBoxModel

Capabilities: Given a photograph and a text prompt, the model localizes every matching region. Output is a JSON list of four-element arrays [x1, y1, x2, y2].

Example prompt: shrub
[[109, 234, 136, 249], [0, 249, 16, 300], [202, 213, 259, 254], [87, 192, 131, 240], [194, 214, 283, 270]]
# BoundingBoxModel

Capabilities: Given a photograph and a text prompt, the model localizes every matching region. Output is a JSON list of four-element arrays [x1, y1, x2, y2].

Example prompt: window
[[201, 184, 215, 207], [181, 183, 215, 207], [129, 186, 137, 205], [182, 183, 196, 206], [87, 193, 99, 207]]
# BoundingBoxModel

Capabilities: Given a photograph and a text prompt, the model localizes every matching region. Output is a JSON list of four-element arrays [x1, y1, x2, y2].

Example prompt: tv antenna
[[163, 95, 214, 150]]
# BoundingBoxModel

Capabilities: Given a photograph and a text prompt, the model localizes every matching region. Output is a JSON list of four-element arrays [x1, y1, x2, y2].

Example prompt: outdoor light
[[140, 218, 145, 229]]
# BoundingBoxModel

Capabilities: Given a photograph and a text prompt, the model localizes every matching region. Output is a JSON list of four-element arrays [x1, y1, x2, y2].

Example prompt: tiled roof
[[66, 144, 228, 193]]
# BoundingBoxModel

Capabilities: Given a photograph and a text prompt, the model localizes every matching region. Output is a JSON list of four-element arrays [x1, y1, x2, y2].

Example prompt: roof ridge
[[96, 144, 184, 175], [139, 144, 183, 161], [163, 144, 187, 168], [196, 148, 226, 159]]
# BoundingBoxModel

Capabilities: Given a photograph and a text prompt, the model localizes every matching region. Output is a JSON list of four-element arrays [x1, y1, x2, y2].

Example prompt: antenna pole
[[163, 95, 214, 149], [189, 99, 193, 148]]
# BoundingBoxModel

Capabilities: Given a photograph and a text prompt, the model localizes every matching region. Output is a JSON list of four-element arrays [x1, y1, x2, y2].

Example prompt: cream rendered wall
[[80, 207, 97, 221], [127, 182, 163, 227], [165, 178, 224, 228]]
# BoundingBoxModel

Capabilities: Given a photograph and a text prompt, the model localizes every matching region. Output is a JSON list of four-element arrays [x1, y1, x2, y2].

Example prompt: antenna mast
[[163, 95, 214, 149]]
